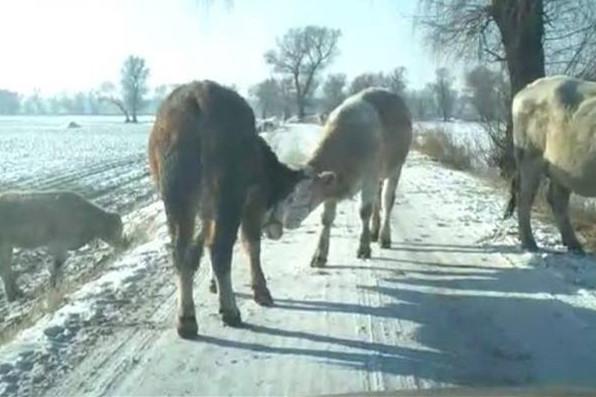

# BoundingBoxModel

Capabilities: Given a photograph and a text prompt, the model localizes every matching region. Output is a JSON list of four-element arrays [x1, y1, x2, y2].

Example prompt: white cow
[[505, 75, 596, 253], [279, 87, 413, 266]]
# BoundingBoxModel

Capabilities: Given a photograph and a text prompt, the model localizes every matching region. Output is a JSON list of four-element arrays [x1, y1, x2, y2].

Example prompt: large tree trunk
[[297, 95, 306, 120], [491, 0, 546, 176], [441, 96, 449, 121], [131, 98, 138, 123], [292, 73, 306, 121]]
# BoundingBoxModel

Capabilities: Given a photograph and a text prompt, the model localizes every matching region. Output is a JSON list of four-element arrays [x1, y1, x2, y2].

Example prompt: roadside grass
[[413, 125, 596, 252]]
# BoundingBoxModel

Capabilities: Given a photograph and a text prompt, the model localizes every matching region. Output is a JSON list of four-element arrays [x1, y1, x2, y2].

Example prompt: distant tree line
[[0, 55, 163, 123], [251, 25, 473, 123]]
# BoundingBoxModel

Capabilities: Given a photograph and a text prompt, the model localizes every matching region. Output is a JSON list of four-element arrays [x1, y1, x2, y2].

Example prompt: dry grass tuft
[[412, 127, 474, 171]]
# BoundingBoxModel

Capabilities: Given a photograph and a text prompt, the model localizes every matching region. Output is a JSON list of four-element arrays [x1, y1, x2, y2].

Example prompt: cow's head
[[262, 206, 284, 240], [103, 212, 127, 249], [278, 166, 338, 229]]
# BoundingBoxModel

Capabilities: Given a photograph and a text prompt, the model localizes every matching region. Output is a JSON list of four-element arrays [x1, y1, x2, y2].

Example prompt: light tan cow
[[504, 75, 596, 253], [0, 191, 124, 301], [278, 87, 412, 266]]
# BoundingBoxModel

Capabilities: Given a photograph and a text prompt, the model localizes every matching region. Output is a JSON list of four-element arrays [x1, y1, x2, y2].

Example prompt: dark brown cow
[[148, 80, 304, 338]]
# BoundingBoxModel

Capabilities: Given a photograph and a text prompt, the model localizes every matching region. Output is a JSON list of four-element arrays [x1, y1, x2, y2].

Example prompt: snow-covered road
[[2, 124, 596, 396]]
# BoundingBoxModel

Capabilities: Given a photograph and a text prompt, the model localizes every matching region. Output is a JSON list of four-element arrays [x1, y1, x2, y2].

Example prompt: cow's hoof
[[209, 279, 217, 294], [221, 309, 243, 327], [253, 287, 274, 307], [310, 256, 327, 268], [380, 238, 391, 249], [176, 315, 198, 339], [521, 241, 539, 252], [567, 246, 585, 256], [357, 246, 371, 259]]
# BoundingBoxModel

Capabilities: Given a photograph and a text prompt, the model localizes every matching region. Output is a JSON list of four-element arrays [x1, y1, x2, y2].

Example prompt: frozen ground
[[1, 121, 596, 396]]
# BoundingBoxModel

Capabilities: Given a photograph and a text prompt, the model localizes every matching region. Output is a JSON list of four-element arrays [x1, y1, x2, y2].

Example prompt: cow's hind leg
[[357, 177, 378, 259], [370, 182, 382, 242], [546, 179, 583, 254], [241, 210, 273, 306], [311, 200, 337, 268], [517, 155, 542, 251], [379, 164, 403, 249], [167, 203, 203, 338], [210, 200, 243, 327], [0, 244, 22, 301], [48, 247, 67, 288]]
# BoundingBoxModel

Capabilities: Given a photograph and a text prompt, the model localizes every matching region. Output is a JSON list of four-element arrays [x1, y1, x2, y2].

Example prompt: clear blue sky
[[0, 0, 455, 96]]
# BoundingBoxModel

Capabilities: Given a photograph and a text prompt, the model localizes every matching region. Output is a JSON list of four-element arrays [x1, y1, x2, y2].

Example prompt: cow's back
[[360, 88, 412, 175], [150, 81, 258, 185], [513, 76, 596, 190], [513, 76, 596, 151], [149, 81, 261, 228]]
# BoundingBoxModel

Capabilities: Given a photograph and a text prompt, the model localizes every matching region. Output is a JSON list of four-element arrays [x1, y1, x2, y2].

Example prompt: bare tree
[[464, 64, 510, 166], [265, 26, 341, 120], [22, 89, 46, 115], [278, 77, 295, 120], [321, 73, 347, 113], [544, 0, 596, 79], [432, 68, 456, 122], [406, 85, 437, 121], [349, 68, 407, 96], [419, 0, 596, 174], [121, 55, 150, 123], [465, 65, 504, 121], [0, 90, 20, 114], [249, 78, 283, 119], [99, 81, 130, 123], [384, 67, 407, 96], [349, 72, 383, 95]]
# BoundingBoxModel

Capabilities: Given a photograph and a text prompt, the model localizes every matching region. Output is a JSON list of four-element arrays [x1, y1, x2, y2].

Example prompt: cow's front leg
[[0, 243, 22, 301], [48, 247, 68, 288], [311, 200, 337, 268], [241, 217, 273, 306]]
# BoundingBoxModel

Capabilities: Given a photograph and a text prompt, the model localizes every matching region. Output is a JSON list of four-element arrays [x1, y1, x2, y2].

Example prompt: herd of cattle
[[0, 75, 595, 338]]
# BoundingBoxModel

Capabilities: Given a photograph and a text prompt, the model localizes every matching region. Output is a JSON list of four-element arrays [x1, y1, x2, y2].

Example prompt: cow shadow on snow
[[197, 246, 596, 388], [387, 241, 524, 255]]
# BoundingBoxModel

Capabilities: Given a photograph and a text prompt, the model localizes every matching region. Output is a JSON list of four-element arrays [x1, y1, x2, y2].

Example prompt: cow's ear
[[317, 171, 337, 192]]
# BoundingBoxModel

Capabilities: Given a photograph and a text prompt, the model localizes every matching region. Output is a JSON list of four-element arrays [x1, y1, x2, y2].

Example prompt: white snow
[[1, 119, 596, 396], [260, 122, 323, 166]]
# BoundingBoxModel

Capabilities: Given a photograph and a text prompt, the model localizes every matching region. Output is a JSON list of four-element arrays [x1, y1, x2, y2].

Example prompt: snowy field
[[1, 119, 596, 396], [0, 116, 157, 359]]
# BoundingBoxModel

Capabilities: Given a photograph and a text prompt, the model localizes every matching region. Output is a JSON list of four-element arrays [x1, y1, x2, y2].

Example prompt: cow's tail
[[503, 169, 518, 220]]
